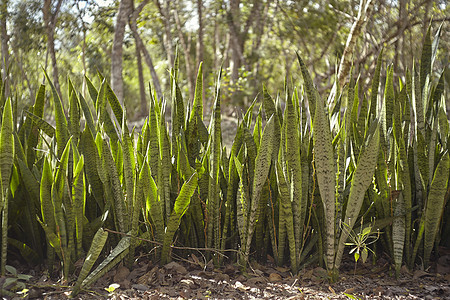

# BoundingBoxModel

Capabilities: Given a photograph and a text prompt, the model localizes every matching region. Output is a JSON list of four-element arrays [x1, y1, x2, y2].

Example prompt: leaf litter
[[4, 248, 450, 300]]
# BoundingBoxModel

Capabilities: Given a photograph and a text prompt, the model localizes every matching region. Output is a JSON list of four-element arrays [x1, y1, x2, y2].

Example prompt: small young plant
[[341, 219, 380, 274]]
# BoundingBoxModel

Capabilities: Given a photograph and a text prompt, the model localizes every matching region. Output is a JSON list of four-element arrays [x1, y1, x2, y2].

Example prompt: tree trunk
[[174, 5, 194, 100], [76, 0, 87, 97], [135, 43, 147, 117], [394, 0, 407, 76], [111, 0, 132, 104], [155, 0, 174, 67], [43, 0, 63, 99], [196, 0, 203, 67], [196, 0, 205, 106], [0, 0, 9, 96], [337, 0, 374, 87], [129, 0, 163, 99], [228, 0, 241, 84]]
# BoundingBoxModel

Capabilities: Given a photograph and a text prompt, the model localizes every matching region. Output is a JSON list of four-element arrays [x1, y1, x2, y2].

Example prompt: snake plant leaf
[[26, 84, 45, 166], [424, 152, 449, 267], [161, 172, 198, 264], [296, 52, 316, 121], [96, 79, 107, 117], [159, 107, 171, 223], [0, 98, 14, 192], [420, 25, 432, 92], [40, 158, 55, 232], [8, 238, 40, 265], [106, 83, 124, 128], [43, 70, 69, 159], [71, 228, 108, 297], [335, 120, 380, 270], [284, 91, 303, 257], [207, 77, 222, 251], [68, 79, 81, 142], [96, 80, 119, 148], [428, 118, 438, 185], [141, 162, 164, 242], [171, 79, 185, 157], [432, 71, 445, 116], [79, 128, 104, 210], [148, 96, 160, 179], [431, 23, 443, 69], [128, 160, 144, 266], [398, 136, 412, 265], [275, 162, 298, 273], [392, 191, 405, 278], [412, 64, 425, 139], [381, 66, 394, 152], [17, 159, 40, 208], [121, 113, 136, 215], [78, 92, 96, 135], [312, 89, 336, 271], [102, 139, 127, 233], [263, 85, 276, 120], [80, 235, 130, 291], [177, 132, 194, 180], [73, 155, 86, 258], [438, 105, 449, 144], [85, 75, 99, 106], [234, 156, 249, 246], [36, 216, 63, 259], [241, 115, 275, 267], [0, 97, 14, 275], [368, 49, 383, 118], [190, 62, 203, 123], [25, 111, 55, 138]]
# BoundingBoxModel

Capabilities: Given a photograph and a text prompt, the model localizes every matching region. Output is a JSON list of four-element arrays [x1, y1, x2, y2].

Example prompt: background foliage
[[1, 0, 449, 119]]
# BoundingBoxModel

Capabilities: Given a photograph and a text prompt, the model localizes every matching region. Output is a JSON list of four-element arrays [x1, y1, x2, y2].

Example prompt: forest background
[[1, 0, 449, 121]]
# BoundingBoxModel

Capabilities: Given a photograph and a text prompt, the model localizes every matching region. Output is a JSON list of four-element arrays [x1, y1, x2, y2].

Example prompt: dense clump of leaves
[[0, 25, 447, 296]]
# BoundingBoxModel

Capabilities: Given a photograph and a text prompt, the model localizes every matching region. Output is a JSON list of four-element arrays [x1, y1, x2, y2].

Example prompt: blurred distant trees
[[1, 0, 448, 119]]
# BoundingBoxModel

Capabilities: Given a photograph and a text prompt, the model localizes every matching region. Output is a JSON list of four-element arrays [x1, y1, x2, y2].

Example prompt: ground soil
[[3, 250, 450, 300]]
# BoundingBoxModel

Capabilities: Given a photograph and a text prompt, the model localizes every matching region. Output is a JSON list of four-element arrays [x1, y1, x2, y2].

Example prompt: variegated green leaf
[[312, 90, 336, 271], [0, 97, 14, 275], [71, 228, 108, 297], [424, 152, 449, 266], [44, 70, 69, 159], [335, 121, 380, 270], [161, 172, 198, 264]]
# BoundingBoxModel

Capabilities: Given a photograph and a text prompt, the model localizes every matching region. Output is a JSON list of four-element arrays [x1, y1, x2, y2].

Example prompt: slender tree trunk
[[213, 5, 221, 71], [196, 0, 205, 106], [76, 0, 87, 97], [0, 0, 9, 96], [43, 0, 63, 99], [196, 0, 203, 67], [394, 0, 407, 76], [155, 0, 174, 67], [111, 0, 132, 104], [337, 0, 374, 87], [135, 43, 147, 116], [129, 0, 162, 99], [228, 0, 241, 84], [174, 5, 194, 100]]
